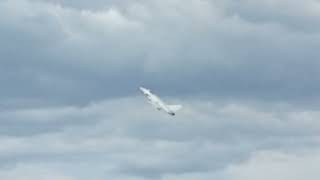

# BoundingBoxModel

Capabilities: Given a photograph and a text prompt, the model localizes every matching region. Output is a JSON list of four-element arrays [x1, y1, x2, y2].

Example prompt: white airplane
[[139, 87, 182, 116]]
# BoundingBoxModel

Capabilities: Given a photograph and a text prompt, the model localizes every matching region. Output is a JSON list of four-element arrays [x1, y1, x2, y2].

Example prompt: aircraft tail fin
[[168, 105, 182, 112]]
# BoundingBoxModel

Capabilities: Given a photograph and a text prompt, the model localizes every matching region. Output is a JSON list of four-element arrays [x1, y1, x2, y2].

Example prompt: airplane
[[139, 87, 182, 116]]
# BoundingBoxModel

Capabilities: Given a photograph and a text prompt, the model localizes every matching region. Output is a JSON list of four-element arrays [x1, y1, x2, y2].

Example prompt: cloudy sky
[[1, 0, 320, 179]]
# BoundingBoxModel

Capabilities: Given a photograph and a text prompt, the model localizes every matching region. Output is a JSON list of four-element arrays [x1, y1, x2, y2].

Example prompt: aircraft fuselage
[[139, 87, 175, 116]]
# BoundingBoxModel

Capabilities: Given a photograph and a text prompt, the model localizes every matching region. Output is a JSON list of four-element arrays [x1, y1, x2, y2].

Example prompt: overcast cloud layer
[[1, 0, 320, 179]]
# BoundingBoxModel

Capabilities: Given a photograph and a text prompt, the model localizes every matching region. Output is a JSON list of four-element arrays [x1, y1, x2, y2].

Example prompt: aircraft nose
[[139, 87, 148, 93]]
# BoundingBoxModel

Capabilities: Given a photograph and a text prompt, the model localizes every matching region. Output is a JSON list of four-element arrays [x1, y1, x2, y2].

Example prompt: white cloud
[[0, 96, 320, 179], [0, 164, 75, 180], [224, 150, 320, 180], [162, 149, 320, 180]]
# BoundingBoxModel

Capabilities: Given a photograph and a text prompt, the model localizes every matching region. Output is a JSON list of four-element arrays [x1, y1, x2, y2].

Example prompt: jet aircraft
[[139, 87, 182, 116]]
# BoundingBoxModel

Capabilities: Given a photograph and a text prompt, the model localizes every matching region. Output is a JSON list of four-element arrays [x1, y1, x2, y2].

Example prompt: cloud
[[0, 163, 75, 180], [220, 0, 320, 33], [1, 0, 320, 179], [162, 149, 320, 180], [0, 97, 319, 179], [224, 150, 320, 180], [1, 0, 320, 105]]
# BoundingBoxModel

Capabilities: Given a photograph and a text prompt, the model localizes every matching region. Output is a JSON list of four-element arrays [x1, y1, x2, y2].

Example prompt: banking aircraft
[[139, 87, 182, 116]]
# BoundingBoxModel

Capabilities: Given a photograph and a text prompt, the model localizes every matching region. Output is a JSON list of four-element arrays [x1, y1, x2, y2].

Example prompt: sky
[[1, 0, 320, 179]]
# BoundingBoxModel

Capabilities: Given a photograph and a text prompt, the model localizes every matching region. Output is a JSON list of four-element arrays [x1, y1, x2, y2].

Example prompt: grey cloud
[[1, 0, 320, 179], [1, 0, 320, 106], [219, 0, 320, 33], [0, 104, 103, 136], [1, 97, 320, 179], [39, 0, 133, 10], [0, 163, 75, 180]]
